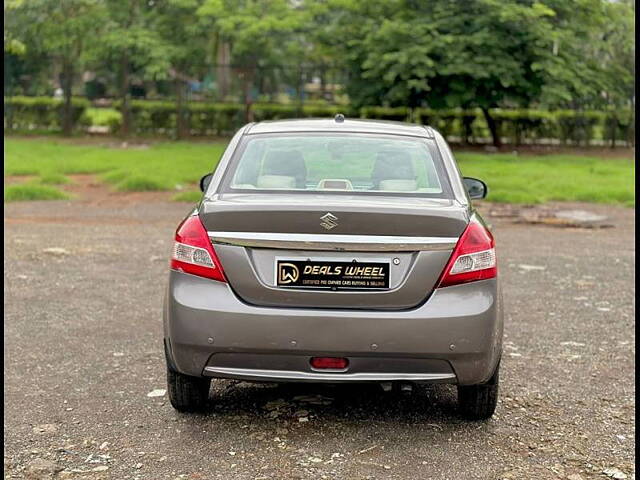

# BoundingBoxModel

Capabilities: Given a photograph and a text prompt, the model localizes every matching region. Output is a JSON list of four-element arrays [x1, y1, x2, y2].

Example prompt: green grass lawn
[[3, 137, 635, 206], [4, 138, 226, 201], [456, 152, 634, 206]]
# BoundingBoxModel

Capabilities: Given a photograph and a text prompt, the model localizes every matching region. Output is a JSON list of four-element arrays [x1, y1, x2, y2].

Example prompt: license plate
[[276, 260, 390, 289]]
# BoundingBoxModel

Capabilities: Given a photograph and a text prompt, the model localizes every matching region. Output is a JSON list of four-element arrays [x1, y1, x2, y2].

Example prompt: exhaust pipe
[[380, 382, 392, 392], [380, 382, 413, 394], [399, 383, 413, 395]]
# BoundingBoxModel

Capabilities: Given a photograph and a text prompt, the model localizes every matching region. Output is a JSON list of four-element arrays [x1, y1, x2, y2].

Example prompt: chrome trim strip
[[208, 232, 457, 252], [203, 366, 456, 382]]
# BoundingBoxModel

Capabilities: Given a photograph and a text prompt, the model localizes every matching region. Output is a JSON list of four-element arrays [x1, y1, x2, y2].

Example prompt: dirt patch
[[476, 200, 633, 226], [5, 173, 196, 206], [4, 175, 37, 184], [62, 174, 180, 206], [5, 172, 200, 206], [474, 201, 633, 231]]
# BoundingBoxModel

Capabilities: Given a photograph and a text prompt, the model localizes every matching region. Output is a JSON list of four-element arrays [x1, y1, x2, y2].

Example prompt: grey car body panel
[[202, 367, 456, 383], [246, 118, 434, 138], [208, 232, 458, 252], [206, 354, 454, 375], [213, 244, 452, 309], [206, 352, 457, 383], [200, 194, 468, 236], [163, 271, 503, 385], [200, 194, 469, 309], [166, 119, 503, 386]]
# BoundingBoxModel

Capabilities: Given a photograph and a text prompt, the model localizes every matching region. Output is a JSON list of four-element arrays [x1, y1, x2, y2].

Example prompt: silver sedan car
[[163, 116, 503, 420]]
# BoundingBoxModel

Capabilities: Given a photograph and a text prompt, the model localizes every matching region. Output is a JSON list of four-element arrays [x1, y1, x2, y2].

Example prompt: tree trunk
[[481, 107, 501, 148], [215, 38, 231, 101], [628, 97, 635, 147], [120, 53, 131, 137], [175, 77, 188, 139], [242, 67, 255, 123], [610, 115, 616, 149], [319, 66, 326, 100], [61, 61, 74, 136], [5, 55, 14, 128], [296, 66, 304, 118], [462, 115, 474, 145]]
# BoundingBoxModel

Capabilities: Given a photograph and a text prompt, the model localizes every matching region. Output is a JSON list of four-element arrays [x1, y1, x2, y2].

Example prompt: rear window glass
[[223, 133, 451, 197]]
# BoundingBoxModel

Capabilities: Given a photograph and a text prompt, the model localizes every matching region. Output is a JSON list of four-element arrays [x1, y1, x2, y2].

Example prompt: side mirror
[[199, 173, 213, 192], [463, 177, 488, 199]]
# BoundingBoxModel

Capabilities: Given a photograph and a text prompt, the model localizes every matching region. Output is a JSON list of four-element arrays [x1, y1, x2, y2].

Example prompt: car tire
[[457, 362, 499, 420], [167, 368, 211, 413]]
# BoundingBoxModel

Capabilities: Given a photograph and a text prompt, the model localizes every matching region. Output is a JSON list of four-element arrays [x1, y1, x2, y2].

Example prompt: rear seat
[[256, 149, 307, 189], [371, 151, 418, 191]]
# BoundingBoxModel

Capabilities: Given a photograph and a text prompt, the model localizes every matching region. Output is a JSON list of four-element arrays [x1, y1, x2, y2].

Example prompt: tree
[[4, 0, 635, 142], [599, 0, 635, 111], [154, 0, 211, 138], [89, 0, 170, 136], [317, 0, 563, 145], [6, 0, 107, 135], [198, 0, 306, 120], [304, 0, 399, 108], [537, 0, 635, 110], [425, 0, 560, 146], [314, 0, 634, 146], [5, 3, 37, 97]]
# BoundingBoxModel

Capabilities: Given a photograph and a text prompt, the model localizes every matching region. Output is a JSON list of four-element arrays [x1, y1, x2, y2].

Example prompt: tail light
[[438, 218, 496, 288], [170, 215, 226, 282]]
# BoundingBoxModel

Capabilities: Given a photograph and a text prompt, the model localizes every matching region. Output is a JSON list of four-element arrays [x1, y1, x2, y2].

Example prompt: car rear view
[[163, 117, 503, 420]]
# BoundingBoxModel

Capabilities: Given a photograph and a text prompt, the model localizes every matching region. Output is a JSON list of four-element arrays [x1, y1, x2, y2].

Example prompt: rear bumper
[[202, 367, 456, 383], [163, 271, 503, 386]]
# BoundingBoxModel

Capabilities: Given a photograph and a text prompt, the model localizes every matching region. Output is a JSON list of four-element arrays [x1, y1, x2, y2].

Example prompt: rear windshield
[[222, 133, 452, 198]]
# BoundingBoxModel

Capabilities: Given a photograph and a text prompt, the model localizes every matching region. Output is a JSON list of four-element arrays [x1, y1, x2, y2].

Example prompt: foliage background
[[4, 0, 635, 145]]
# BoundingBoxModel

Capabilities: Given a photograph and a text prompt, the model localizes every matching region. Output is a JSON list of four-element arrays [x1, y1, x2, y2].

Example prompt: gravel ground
[[3, 199, 635, 480]]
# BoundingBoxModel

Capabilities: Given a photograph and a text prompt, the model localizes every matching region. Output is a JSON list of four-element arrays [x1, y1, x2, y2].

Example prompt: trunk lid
[[200, 193, 469, 309]]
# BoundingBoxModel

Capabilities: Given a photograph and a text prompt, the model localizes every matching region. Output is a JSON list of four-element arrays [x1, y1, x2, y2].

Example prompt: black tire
[[457, 362, 499, 420], [167, 368, 211, 413]]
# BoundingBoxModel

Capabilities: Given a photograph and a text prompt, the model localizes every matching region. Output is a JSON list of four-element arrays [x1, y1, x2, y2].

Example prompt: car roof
[[245, 118, 434, 138]]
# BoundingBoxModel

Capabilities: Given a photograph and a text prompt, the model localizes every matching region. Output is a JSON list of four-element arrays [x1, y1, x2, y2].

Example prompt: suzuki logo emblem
[[320, 212, 338, 230]]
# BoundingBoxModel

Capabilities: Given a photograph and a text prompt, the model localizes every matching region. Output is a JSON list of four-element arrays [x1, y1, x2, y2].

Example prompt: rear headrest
[[378, 179, 418, 191], [256, 175, 296, 189], [262, 150, 307, 188], [371, 151, 415, 189]]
